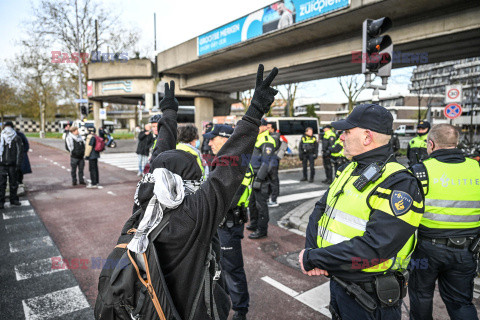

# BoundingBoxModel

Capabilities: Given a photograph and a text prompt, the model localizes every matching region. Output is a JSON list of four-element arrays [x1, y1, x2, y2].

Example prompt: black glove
[[245, 64, 279, 120], [160, 80, 179, 112]]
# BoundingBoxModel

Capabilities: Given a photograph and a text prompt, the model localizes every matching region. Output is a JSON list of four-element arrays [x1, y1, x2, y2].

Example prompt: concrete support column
[[93, 100, 102, 135], [145, 93, 153, 112], [128, 118, 136, 132], [194, 97, 214, 134]]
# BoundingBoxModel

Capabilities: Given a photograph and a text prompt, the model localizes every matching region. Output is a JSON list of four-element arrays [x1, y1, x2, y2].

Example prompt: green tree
[[0, 79, 18, 124]]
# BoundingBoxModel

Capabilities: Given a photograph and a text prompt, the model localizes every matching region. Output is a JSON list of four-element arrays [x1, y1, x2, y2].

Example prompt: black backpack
[[94, 209, 182, 320], [71, 140, 85, 159]]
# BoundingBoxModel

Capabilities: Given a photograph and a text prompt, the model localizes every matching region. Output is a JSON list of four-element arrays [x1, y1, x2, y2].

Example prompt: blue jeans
[[409, 239, 479, 320], [137, 154, 148, 174]]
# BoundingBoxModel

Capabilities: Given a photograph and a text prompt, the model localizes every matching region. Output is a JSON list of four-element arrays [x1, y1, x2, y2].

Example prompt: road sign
[[444, 103, 462, 119], [74, 98, 88, 103], [445, 85, 462, 103], [87, 81, 93, 97], [99, 108, 107, 120]]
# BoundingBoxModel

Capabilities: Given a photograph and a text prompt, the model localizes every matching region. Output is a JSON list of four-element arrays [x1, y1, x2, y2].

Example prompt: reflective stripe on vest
[[255, 130, 276, 148], [421, 157, 480, 229], [409, 134, 428, 148], [176, 143, 206, 177], [317, 161, 421, 273], [302, 136, 316, 144], [237, 164, 254, 207], [331, 138, 344, 158]]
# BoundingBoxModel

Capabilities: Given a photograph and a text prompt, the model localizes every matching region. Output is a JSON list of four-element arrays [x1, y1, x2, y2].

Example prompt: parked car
[[394, 125, 416, 136]]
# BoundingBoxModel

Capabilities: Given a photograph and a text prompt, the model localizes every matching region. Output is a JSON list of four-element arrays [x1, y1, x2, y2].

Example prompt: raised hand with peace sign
[[245, 64, 279, 120], [159, 80, 179, 113]]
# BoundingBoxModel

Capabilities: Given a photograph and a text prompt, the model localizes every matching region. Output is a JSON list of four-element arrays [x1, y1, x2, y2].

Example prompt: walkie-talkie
[[353, 154, 394, 191]]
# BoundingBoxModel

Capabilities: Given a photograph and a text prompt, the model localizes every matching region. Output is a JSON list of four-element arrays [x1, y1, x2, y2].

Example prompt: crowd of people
[[92, 64, 479, 320]]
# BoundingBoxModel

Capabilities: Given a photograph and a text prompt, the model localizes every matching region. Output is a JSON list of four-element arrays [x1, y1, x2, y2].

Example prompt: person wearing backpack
[[66, 126, 86, 186], [95, 64, 279, 320], [85, 126, 101, 188]]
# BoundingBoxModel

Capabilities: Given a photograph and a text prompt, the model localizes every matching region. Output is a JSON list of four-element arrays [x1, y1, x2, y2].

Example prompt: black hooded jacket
[[0, 133, 23, 167], [143, 109, 260, 320]]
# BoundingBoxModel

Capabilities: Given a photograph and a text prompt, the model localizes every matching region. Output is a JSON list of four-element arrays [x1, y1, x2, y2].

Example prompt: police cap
[[332, 104, 393, 135], [203, 124, 234, 139], [149, 114, 162, 123], [417, 121, 431, 129]]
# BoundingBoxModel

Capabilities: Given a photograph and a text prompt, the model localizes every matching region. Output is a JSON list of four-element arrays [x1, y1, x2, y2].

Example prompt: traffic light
[[362, 17, 393, 77], [81, 105, 88, 116], [88, 102, 93, 115]]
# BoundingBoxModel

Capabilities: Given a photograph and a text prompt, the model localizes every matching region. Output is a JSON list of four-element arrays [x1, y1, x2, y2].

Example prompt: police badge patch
[[265, 147, 272, 155], [390, 190, 413, 216]]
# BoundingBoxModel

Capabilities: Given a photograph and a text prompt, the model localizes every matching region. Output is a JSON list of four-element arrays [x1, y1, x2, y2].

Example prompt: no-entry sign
[[444, 103, 462, 119]]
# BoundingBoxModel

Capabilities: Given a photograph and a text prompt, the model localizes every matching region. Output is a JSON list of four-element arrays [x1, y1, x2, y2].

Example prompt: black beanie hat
[[150, 149, 202, 180]]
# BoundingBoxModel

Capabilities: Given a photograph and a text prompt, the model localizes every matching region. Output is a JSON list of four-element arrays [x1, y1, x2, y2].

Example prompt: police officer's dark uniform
[[321, 125, 336, 184], [407, 121, 430, 166], [247, 118, 276, 239], [410, 144, 480, 320], [329, 133, 347, 173], [303, 104, 425, 320], [268, 127, 281, 206], [299, 129, 318, 182]]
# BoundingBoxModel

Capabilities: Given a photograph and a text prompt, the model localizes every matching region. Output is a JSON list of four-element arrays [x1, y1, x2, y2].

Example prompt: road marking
[[9, 236, 53, 253], [279, 166, 323, 173], [22, 286, 90, 319], [61, 166, 65, 169], [277, 190, 326, 204], [280, 179, 300, 185], [262, 276, 331, 318], [15, 256, 64, 280], [4, 200, 30, 208], [107, 191, 116, 196], [53, 162, 59, 165], [261, 276, 299, 297], [67, 169, 71, 172], [3, 209, 35, 220], [5, 221, 43, 233]]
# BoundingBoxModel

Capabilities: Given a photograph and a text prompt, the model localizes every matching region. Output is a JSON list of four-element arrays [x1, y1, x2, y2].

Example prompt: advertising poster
[[197, 0, 350, 56]]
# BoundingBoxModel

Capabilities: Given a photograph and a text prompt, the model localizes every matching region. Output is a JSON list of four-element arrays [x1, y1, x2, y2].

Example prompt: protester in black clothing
[[85, 127, 100, 188], [267, 122, 280, 207], [136, 123, 154, 176], [15, 129, 32, 185], [66, 126, 86, 186], [114, 64, 279, 320], [299, 127, 318, 182], [0, 121, 23, 208]]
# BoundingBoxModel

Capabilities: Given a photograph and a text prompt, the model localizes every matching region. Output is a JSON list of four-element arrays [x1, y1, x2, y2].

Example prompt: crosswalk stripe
[[14, 256, 64, 281], [277, 190, 326, 204], [3, 209, 35, 220], [4, 200, 30, 208], [22, 286, 90, 320], [5, 221, 43, 234], [9, 236, 54, 253], [280, 179, 299, 185]]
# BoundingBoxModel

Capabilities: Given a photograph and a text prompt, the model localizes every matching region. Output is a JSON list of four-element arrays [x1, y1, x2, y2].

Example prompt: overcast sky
[[0, 0, 413, 104]]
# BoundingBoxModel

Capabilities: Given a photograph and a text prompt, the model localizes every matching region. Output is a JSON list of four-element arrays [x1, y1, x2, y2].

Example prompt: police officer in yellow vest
[[299, 104, 424, 320], [246, 118, 277, 239], [407, 120, 430, 166], [329, 133, 347, 173], [176, 124, 209, 179], [409, 124, 480, 320], [299, 127, 319, 182], [321, 125, 337, 184], [205, 124, 253, 320]]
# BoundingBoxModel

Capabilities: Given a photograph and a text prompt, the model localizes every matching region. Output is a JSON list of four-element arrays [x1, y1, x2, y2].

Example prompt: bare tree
[[276, 83, 299, 117], [338, 75, 364, 113], [239, 89, 253, 112], [0, 79, 18, 124], [27, 0, 140, 104]]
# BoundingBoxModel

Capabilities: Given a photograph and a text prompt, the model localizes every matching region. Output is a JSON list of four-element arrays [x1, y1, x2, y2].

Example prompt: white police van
[[264, 117, 319, 155]]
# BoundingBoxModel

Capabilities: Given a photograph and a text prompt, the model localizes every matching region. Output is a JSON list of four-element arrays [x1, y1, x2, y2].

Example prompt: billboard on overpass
[[197, 0, 350, 56]]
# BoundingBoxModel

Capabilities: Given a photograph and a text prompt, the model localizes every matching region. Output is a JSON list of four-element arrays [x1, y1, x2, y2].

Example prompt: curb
[[281, 197, 319, 232]]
